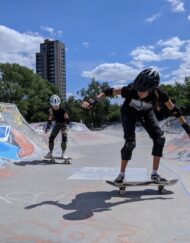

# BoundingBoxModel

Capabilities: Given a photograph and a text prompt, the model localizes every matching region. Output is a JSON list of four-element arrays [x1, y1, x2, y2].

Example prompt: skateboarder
[[45, 94, 70, 159], [82, 68, 190, 185]]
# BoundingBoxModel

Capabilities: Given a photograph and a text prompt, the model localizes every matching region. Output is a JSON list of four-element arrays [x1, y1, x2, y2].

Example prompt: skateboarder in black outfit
[[82, 68, 190, 185], [45, 94, 70, 159]]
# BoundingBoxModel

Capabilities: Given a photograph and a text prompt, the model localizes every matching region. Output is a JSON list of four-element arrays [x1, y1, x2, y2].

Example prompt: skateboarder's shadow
[[24, 189, 174, 221], [14, 160, 58, 166]]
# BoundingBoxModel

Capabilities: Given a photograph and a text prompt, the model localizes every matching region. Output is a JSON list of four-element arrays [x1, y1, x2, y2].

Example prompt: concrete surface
[[0, 104, 190, 243]]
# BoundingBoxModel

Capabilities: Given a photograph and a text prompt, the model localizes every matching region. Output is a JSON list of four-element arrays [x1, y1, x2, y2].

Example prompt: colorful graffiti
[[0, 103, 46, 163]]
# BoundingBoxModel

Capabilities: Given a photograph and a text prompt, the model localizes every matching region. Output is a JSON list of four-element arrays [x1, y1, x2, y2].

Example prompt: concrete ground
[[0, 126, 190, 243]]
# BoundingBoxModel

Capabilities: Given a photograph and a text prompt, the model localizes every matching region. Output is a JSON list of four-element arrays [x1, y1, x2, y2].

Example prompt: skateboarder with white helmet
[[45, 94, 70, 160], [82, 68, 190, 185]]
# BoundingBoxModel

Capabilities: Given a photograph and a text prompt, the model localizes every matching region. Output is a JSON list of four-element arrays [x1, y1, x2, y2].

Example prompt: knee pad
[[125, 140, 136, 150], [121, 138, 136, 160], [152, 135, 166, 157], [155, 135, 166, 146]]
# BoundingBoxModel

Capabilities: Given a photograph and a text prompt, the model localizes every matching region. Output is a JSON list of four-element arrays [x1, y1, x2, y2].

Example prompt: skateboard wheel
[[158, 185, 165, 194], [63, 160, 71, 164], [119, 188, 126, 196]]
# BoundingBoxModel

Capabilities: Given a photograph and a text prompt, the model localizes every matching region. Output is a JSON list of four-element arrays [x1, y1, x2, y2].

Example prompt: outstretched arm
[[164, 99, 190, 137], [81, 87, 122, 109]]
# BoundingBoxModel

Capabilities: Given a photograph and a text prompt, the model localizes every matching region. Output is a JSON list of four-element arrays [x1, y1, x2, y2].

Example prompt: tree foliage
[[0, 63, 56, 122], [77, 78, 118, 127], [1, 63, 190, 126]]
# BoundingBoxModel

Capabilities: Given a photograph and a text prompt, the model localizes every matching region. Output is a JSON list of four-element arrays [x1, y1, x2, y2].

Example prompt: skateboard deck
[[106, 179, 178, 195], [44, 157, 72, 164]]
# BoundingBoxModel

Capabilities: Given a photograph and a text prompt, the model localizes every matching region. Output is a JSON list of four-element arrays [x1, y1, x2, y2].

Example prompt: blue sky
[[1, 0, 190, 97]]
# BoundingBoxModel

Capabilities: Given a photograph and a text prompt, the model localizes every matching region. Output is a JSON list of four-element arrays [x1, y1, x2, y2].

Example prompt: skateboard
[[106, 179, 178, 195], [44, 157, 72, 164]]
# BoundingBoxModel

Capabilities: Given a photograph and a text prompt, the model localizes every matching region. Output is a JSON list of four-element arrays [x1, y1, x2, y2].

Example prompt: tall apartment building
[[36, 39, 66, 100]]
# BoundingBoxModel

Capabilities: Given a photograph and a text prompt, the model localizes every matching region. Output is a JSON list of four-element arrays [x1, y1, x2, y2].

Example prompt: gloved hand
[[82, 98, 98, 109], [65, 118, 70, 125], [45, 126, 50, 134], [182, 122, 190, 137], [45, 121, 51, 133]]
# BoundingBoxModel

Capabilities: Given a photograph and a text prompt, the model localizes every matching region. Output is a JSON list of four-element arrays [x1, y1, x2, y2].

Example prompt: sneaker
[[151, 173, 167, 183], [114, 174, 125, 185], [61, 152, 68, 159], [45, 152, 53, 159]]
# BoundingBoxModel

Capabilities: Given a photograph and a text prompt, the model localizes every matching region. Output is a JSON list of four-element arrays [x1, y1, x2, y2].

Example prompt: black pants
[[49, 122, 68, 152], [121, 110, 165, 160]]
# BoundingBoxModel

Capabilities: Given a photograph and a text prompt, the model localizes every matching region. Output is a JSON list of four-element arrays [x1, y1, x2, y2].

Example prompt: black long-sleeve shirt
[[120, 84, 169, 115]]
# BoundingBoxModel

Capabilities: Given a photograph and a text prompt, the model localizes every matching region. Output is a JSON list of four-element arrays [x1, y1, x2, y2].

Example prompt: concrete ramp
[[1, 102, 189, 164], [159, 117, 190, 161], [164, 133, 190, 161], [0, 103, 47, 164], [0, 110, 190, 242]]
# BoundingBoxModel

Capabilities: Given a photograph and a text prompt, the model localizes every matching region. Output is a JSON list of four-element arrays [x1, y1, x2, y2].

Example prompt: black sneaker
[[114, 174, 125, 185], [151, 173, 167, 183]]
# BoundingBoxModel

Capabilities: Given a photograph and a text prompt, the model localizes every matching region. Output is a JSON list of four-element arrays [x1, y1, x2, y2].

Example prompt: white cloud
[[131, 37, 190, 83], [161, 46, 184, 60], [157, 36, 185, 47], [167, 0, 185, 13], [83, 42, 90, 48], [0, 25, 44, 69], [82, 36, 190, 85], [130, 46, 160, 62], [130, 60, 144, 69], [169, 43, 190, 81], [145, 13, 161, 23], [170, 62, 190, 82], [57, 30, 63, 35], [40, 25, 63, 36], [188, 15, 190, 21], [41, 26, 54, 34], [82, 63, 140, 82], [131, 37, 187, 62]]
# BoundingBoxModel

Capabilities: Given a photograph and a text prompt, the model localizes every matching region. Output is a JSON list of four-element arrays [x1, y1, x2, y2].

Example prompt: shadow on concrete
[[14, 160, 66, 166], [24, 190, 174, 221]]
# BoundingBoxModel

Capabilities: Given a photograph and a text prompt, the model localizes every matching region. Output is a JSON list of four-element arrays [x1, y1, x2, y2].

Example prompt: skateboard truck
[[106, 179, 178, 196]]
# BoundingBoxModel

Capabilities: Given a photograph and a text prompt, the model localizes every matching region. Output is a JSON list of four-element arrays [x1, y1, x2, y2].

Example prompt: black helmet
[[132, 68, 160, 92]]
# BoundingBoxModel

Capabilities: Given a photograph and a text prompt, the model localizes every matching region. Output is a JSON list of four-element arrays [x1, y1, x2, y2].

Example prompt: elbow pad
[[171, 106, 182, 118], [102, 88, 114, 97]]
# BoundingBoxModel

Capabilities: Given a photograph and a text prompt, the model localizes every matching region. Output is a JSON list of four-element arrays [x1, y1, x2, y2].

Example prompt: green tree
[[65, 96, 83, 122], [179, 77, 190, 114], [78, 78, 115, 127], [0, 63, 56, 122], [108, 103, 121, 122]]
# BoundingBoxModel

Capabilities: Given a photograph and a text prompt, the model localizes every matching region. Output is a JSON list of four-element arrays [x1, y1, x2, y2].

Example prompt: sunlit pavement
[[0, 124, 190, 243]]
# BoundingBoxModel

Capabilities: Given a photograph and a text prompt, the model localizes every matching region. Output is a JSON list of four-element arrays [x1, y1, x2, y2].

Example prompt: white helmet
[[50, 94, 61, 106]]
